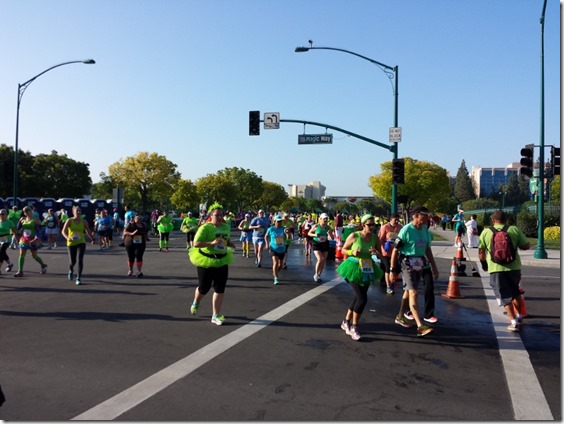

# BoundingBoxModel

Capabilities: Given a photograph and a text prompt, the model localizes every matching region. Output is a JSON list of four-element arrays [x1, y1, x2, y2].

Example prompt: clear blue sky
[[0, 0, 560, 197]]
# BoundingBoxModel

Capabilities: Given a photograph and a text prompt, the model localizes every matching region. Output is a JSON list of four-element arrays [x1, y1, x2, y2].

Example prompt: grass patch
[[528, 238, 561, 250]]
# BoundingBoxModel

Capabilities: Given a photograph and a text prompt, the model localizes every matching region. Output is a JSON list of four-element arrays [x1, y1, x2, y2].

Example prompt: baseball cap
[[320, 213, 329, 219], [411, 205, 429, 215], [258, 209, 264, 213], [274, 215, 283, 222]]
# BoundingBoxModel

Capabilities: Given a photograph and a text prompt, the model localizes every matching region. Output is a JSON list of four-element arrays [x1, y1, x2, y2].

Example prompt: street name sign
[[298, 134, 333, 144]]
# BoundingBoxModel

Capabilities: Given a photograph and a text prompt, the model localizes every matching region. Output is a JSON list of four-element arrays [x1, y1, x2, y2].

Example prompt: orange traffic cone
[[335, 237, 343, 259], [442, 258, 465, 299], [456, 243, 465, 260]]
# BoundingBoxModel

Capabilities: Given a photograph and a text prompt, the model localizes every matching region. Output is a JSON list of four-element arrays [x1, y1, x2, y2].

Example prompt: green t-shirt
[[194, 222, 231, 255], [396, 222, 432, 257], [478, 224, 527, 272], [0, 220, 15, 242], [182, 217, 199, 232]]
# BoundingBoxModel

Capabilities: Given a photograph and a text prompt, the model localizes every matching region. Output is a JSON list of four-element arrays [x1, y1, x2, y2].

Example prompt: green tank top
[[313, 225, 330, 243], [350, 232, 376, 260], [67, 219, 86, 246]]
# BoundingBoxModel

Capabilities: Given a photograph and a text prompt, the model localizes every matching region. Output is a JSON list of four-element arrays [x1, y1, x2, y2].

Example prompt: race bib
[[317, 235, 327, 242], [407, 257, 424, 271], [23, 229, 32, 238], [359, 258, 373, 274], [133, 235, 143, 244], [256, 228, 264, 236], [275, 235, 285, 246]]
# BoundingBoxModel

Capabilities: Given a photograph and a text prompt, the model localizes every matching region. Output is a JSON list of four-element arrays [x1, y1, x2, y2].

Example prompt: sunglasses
[[365, 223, 375, 227]]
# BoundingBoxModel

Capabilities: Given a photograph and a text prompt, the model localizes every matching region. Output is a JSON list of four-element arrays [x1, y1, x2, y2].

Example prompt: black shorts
[[271, 250, 285, 261], [312, 241, 329, 252]]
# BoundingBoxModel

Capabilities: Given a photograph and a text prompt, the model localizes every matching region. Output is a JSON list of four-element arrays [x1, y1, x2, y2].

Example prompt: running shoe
[[75, 279, 81, 286], [6, 263, 13, 272], [211, 314, 225, 326], [282, 264, 288, 269], [349, 325, 361, 341], [340, 320, 351, 335], [417, 325, 434, 337], [68, 271, 74, 281], [274, 277, 279, 285], [257, 261, 261, 268], [424, 316, 438, 324], [128, 270, 133, 277], [404, 311, 415, 320], [136, 272, 144, 278], [507, 323, 520, 332], [386, 287, 394, 295], [313, 274, 319, 283], [190, 302, 199, 315], [40, 265, 47, 274], [14, 272, 23, 277], [395, 315, 413, 328]]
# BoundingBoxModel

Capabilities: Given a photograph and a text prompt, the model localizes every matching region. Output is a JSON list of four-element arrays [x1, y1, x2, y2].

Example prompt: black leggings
[[348, 283, 370, 315], [67, 243, 86, 277], [0, 242, 10, 263]]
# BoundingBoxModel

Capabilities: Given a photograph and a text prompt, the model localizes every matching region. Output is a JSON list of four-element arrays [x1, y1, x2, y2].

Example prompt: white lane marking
[[479, 273, 554, 420], [72, 278, 342, 420]]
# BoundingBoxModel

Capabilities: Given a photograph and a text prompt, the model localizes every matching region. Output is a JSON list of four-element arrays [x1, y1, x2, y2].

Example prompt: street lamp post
[[295, 45, 399, 213], [534, 0, 548, 259], [12, 59, 95, 203]]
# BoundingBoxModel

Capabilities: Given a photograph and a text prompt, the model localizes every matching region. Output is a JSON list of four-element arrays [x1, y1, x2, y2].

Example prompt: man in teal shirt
[[390, 205, 439, 337], [478, 210, 530, 332]]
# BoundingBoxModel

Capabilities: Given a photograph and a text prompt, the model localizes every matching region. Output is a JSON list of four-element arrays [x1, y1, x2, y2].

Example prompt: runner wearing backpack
[[478, 210, 530, 332]]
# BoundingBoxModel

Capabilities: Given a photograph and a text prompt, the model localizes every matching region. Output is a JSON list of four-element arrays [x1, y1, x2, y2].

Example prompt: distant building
[[471, 163, 521, 197], [287, 181, 326, 200]]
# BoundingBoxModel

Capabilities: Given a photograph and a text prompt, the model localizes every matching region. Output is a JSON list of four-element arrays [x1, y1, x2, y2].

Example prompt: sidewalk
[[430, 228, 560, 269]]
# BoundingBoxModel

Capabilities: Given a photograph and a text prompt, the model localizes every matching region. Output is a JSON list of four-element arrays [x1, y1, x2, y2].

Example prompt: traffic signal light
[[519, 147, 534, 177], [551, 146, 560, 176], [249, 110, 260, 136], [392, 158, 405, 184]]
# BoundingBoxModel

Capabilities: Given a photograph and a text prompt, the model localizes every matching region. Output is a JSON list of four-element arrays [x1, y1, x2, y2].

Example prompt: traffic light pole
[[534, 0, 548, 259]]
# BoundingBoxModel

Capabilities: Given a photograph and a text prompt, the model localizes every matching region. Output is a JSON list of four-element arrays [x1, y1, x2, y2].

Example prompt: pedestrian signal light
[[519, 147, 534, 177], [249, 110, 260, 136], [551, 146, 560, 176], [392, 158, 405, 184]]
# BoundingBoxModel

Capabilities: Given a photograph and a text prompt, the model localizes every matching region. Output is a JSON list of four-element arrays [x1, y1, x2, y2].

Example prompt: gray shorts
[[400, 256, 426, 290], [490, 270, 522, 306]]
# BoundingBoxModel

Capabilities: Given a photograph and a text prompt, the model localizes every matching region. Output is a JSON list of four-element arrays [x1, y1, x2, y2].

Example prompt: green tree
[[170, 179, 199, 213], [369, 157, 450, 212], [108, 152, 181, 212], [550, 175, 560, 203], [453, 160, 475, 203], [91, 172, 114, 200], [195, 173, 236, 211], [216, 167, 264, 212], [505, 174, 528, 206], [280, 196, 307, 214], [29, 150, 91, 198], [256, 181, 288, 212]]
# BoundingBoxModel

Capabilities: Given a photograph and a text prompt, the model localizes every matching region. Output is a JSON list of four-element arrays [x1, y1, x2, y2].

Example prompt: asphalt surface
[[0, 229, 560, 421]]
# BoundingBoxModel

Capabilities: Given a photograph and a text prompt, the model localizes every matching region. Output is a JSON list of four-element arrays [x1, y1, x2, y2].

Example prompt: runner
[[249, 209, 270, 267]]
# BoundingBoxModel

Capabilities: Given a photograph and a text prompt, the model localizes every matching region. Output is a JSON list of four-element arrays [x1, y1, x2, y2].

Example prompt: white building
[[287, 181, 326, 200]]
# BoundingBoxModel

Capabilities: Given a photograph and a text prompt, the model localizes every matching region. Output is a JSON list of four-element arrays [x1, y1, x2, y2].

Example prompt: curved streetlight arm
[[294, 44, 400, 213], [296, 46, 393, 72], [13, 58, 95, 203], [18, 59, 96, 104]]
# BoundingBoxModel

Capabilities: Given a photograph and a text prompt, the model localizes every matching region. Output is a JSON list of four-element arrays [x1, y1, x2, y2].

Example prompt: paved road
[[0, 231, 560, 420]]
